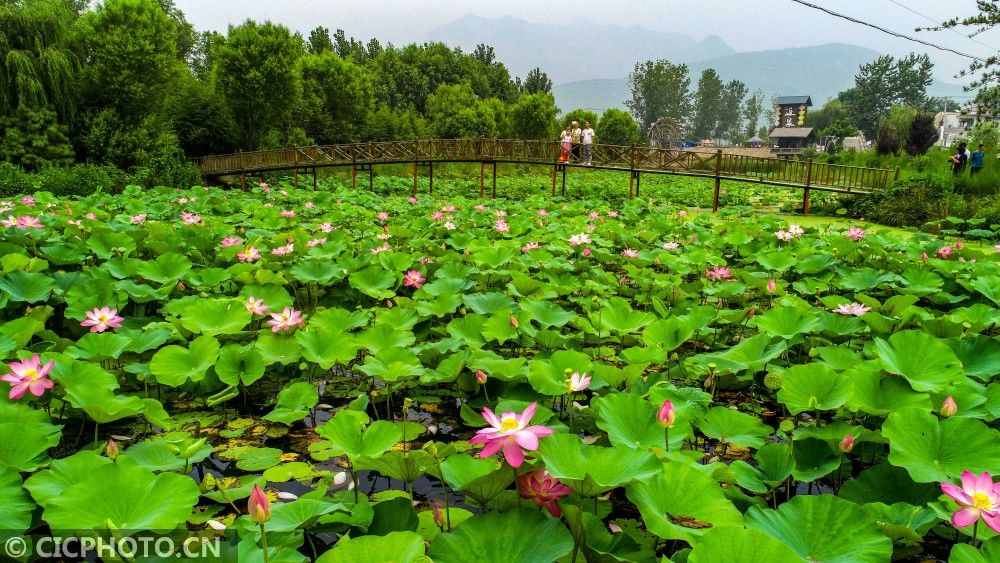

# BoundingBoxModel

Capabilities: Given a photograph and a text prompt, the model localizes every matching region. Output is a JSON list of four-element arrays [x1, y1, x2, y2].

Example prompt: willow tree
[[0, 0, 79, 119]]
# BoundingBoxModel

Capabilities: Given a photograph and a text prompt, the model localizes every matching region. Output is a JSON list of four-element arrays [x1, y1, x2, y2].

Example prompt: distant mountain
[[552, 43, 969, 114], [427, 15, 735, 83]]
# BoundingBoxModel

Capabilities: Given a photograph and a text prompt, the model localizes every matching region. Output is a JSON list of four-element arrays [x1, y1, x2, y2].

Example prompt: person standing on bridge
[[581, 121, 595, 165], [559, 126, 572, 162], [571, 121, 582, 162]]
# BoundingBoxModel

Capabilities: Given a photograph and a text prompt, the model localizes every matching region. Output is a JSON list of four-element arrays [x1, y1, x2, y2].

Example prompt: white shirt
[[581, 128, 595, 144]]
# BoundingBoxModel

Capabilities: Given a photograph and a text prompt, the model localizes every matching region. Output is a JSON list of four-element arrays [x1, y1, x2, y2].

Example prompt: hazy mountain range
[[429, 15, 968, 114]]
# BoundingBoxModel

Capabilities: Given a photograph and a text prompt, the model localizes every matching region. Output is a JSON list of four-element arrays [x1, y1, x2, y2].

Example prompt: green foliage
[[560, 108, 598, 129], [509, 93, 557, 141], [850, 174, 953, 227], [427, 83, 497, 139], [299, 51, 374, 143], [0, 163, 33, 197], [875, 122, 900, 155], [840, 53, 933, 137], [0, 105, 74, 172], [627, 59, 691, 135], [35, 163, 128, 197], [690, 69, 723, 140], [597, 108, 639, 146], [520, 67, 552, 94]]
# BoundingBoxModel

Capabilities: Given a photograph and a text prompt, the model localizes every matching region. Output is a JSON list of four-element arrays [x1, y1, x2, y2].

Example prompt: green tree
[[561, 109, 599, 129], [298, 51, 374, 143], [896, 53, 933, 108], [521, 67, 552, 94], [480, 98, 511, 138], [805, 99, 849, 131], [626, 59, 691, 136], [308, 26, 333, 54], [364, 106, 427, 141], [967, 121, 1000, 154], [743, 90, 764, 140], [166, 74, 237, 157], [880, 104, 918, 146], [818, 120, 858, 154], [0, 0, 79, 118], [905, 113, 939, 156], [875, 122, 900, 155], [75, 0, 182, 123], [597, 108, 639, 145], [426, 83, 495, 138], [690, 69, 723, 140], [509, 92, 557, 140], [213, 20, 304, 149], [840, 53, 935, 138], [715, 79, 747, 142], [0, 105, 75, 170]]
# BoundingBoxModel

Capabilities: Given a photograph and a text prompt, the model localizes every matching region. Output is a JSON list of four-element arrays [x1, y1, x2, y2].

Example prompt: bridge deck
[[195, 139, 895, 197]]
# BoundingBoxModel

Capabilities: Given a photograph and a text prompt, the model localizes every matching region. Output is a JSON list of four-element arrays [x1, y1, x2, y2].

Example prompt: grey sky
[[175, 0, 997, 87]]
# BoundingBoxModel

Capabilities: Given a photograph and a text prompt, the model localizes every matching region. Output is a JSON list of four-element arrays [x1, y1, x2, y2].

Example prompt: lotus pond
[[2, 181, 1000, 563]]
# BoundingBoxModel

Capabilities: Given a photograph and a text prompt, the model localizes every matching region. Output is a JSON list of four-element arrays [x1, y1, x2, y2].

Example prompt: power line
[[886, 0, 1000, 53], [788, 0, 983, 61]]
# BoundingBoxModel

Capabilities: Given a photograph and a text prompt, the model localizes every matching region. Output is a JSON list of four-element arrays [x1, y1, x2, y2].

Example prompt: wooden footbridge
[[195, 139, 897, 213]]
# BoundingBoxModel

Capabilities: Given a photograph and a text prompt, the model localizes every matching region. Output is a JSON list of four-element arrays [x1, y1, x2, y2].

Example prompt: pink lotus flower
[[589, 211, 600, 220], [956, 240, 964, 250], [475, 370, 487, 385], [657, 400, 676, 428], [2, 215, 17, 228], [565, 372, 591, 392], [318, 222, 334, 233], [622, 248, 639, 258], [704, 266, 732, 281], [237, 246, 261, 262], [994, 244, 1000, 254], [280, 209, 296, 218], [20, 195, 35, 207], [839, 434, 855, 453], [130, 214, 147, 224], [2, 355, 55, 400], [433, 506, 445, 527], [468, 402, 554, 467], [833, 302, 871, 316], [81, 306, 124, 333], [245, 296, 269, 316], [586, 223, 597, 232], [494, 220, 509, 233], [607, 211, 619, 218], [937, 246, 954, 259], [518, 469, 572, 517], [408, 197, 417, 204], [678, 210, 688, 217], [181, 212, 202, 225], [846, 227, 865, 241], [474, 204, 487, 212], [537, 209, 549, 217], [106, 438, 119, 460], [248, 484, 272, 524], [940, 471, 1000, 532], [441, 204, 456, 213], [419, 257, 434, 265], [16, 215, 43, 229], [522, 241, 541, 253], [376, 232, 392, 241], [788, 224, 804, 237], [371, 243, 391, 255], [582, 248, 592, 257], [775, 230, 794, 242], [509, 315, 519, 330], [403, 270, 424, 289], [66, 219, 81, 227], [766, 279, 777, 293], [662, 241, 680, 250], [307, 238, 326, 248], [941, 395, 958, 417], [220, 236, 242, 248], [267, 307, 304, 332], [920, 251, 929, 261], [568, 233, 591, 247], [443, 221, 456, 231], [431, 211, 445, 221], [305, 201, 314, 209], [271, 244, 293, 256], [495, 210, 507, 218], [259, 182, 270, 194], [177, 197, 189, 204], [377, 212, 389, 222]]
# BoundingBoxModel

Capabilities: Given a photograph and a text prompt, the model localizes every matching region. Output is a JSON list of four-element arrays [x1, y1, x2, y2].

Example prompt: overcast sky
[[173, 0, 998, 88]]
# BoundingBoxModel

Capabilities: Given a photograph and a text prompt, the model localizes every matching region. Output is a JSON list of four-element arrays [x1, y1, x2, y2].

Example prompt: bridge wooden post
[[561, 165, 567, 196], [802, 159, 814, 215], [429, 162, 434, 194], [312, 168, 317, 191], [479, 162, 485, 197], [894, 166, 901, 182], [628, 144, 637, 200], [712, 149, 723, 212], [551, 163, 557, 196], [412, 162, 418, 196], [369, 165, 374, 192], [352, 166, 357, 189], [241, 174, 246, 192], [294, 169, 299, 189], [492, 161, 497, 199], [635, 172, 641, 197]]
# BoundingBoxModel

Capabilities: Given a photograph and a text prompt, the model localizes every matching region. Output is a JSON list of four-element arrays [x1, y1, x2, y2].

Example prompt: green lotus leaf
[[728, 443, 794, 493], [846, 360, 931, 415], [863, 501, 938, 547], [746, 495, 892, 563], [26, 452, 199, 534], [970, 276, 1000, 307], [358, 322, 414, 354], [121, 435, 213, 472], [428, 509, 573, 563], [317, 531, 425, 563], [262, 381, 318, 425], [642, 317, 694, 352], [527, 350, 593, 396], [537, 433, 661, 497], [874, 330, 965, 392], [836, 267, 896, 291], [356, 449, 434, 484], [417, 507, 475, 541], [51, 360, 145, 424], [234, 447, 284, 471], [201, 475, 264, 503], [777, 363, 852, 414], [445, 314, 487, 347], [149, 334, 219, 386], [688, 526, 801, 563], [349, 266, 396, 299], [0, 316, 43, 347], [289, 259, 346, 284], [86, 229, 136, 259], [950, 539, 1000, 563], [368, 496, 420, 535], [0, 270, 55, 302], [0, 400, 62, 471], [883, 407, 1000, 482], [315, 410, 401, 460], [357, 347, 425, 382], [752, 305, 820, 339], [594, 297, 655, 334], [0, 466, 35, 533], [216, 344, 266, 386], [64, 332, 130, 361], [267, 498, 348, 533], [520, 298, 577, 328], [255, 331, 302, 365], [462, 292, 514, 315], [175, 297, 251, 335], [439, 454, 512, 507], [416, 292, 463, 318], [137, 252, 192, 284], [593, 392, 687, 450], [946, 335, 1000, 380], [697, 406, 772, 449], [791, 438, 841, 482], [119, 325, 174, 354], [838, 463, 940, 505], [626, 460, 743, 542]]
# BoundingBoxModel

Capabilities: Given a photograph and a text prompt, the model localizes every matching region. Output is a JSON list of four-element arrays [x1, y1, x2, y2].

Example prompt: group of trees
[[626, 60, 765, 145], [0, 0, 575, 176]]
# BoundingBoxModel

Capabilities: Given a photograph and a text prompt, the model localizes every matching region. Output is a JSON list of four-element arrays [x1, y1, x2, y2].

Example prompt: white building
[[935, 105, 1000, 147]]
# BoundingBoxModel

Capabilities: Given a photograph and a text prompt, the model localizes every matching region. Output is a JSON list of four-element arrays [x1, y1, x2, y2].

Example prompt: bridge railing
[[196, 139, 893, 193]]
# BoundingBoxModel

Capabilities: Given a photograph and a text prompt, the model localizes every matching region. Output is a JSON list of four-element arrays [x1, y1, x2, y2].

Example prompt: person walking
[[559, 127, 572, 163], [950, 143, 968, 176], [970, 143, 985, 175], [570, 121, 582, 163], [581, 121, 595, 165]]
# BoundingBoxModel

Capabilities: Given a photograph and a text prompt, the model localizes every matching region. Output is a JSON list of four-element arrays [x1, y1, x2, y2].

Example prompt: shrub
[[36, 164, 129, 197], [849, 174, 953, 227], [0, 162, 34, 197], [130, 155, 202, 188]]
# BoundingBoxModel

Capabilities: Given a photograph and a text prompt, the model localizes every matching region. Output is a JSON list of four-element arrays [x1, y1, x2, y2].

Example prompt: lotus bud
[[475, 370, 487, 385], [838, 434, 855, 453], [657, 400, 676, 429], [248, 484, 271, 524], [766, 279, 776, 293], [176, 281, 186, 292], [582, 248, 591, 257], [920, 252, 928, 261], [403, 397, 414, 412], [940, 395, 958, 417], [509, 315, 519, 329], [106, 438, 119, 460], [955, 239, 964, 250], [433, 506, 445, 528]]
